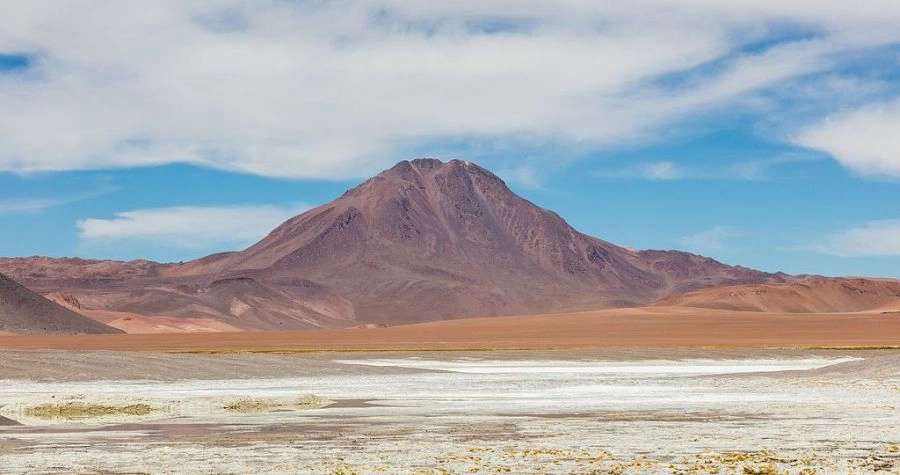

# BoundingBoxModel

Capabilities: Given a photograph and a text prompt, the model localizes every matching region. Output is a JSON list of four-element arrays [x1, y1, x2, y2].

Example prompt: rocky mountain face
[[0, 159, 785, 329], [0, 272, 123, 335]]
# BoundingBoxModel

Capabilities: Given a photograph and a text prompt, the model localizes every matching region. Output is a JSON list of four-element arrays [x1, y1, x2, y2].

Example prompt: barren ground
[[1, 306, 899, 352], [1, 349, 899, 474], [2, 307, 899, 473]]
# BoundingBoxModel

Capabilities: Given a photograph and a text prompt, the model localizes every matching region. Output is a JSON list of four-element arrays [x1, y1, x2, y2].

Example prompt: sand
[[0, 306, 898, 352], [83, 309, 245, 334], [1, 349, 899, 473], [2, 307, 899, 473], [657, 277, 900, 313]]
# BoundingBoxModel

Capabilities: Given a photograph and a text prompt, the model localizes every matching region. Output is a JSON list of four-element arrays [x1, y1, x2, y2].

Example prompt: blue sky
[[2, 1, 900, 277]]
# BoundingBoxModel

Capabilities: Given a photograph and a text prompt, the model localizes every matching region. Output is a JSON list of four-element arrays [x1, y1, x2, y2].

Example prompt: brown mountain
[[656, 277, 900, 313], [0, 159, 787, 329], [0, 272, 122, 335]]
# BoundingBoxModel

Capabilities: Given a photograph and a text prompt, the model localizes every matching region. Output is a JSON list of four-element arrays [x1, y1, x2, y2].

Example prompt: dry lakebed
[[1, 349, 899, 474]]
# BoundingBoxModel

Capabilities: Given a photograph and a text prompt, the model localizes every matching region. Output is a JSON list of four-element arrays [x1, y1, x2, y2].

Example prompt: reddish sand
[[657, 278, 900, 313], [0, 307, 897, 352], [83, 310, 245, 334]]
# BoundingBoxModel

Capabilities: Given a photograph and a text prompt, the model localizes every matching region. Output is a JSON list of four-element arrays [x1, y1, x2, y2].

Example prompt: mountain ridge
[[0, 158, 787, 329]]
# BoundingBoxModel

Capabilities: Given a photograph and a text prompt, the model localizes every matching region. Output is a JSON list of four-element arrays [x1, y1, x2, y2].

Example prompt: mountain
[[0, 272, 123, 335], [656, 277, 900, 313], [0, 159, 786, 329]]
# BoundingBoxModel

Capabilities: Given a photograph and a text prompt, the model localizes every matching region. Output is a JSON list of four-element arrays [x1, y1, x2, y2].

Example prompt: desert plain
[[2, 307, 899, 474]]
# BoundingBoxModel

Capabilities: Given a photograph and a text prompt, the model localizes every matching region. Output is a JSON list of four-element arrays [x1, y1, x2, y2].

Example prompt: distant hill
[[0, 272, 122, 335], [655, 278, 900, 313]]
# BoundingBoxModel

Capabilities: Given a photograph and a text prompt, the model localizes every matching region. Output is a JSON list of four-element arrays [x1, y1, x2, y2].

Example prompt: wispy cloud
[[0, 198, 68, 216], [0, 186, 117, 216], [809, 219, 900, 257], [596, 161, 686, 181], [643, 162, 684, 181], [794, 97, 900, 178], [680, 226, 737, 253], [1, 1, 898, 178], [76, 204, 308, 249], [497, 164, 546, 189], [595, 154, 814, 181]]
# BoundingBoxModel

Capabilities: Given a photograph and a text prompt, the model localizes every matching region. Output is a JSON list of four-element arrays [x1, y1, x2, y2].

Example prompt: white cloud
[[794, 98, 900, 178], [1, 1, 898, 179], [596, 154, 815, 181], [0, 186, 117, 216], [680, 226, 737, 253], [639, 161, 684, 181], [811, 219, 900, 257], [76, 204, 307, 249], [497, 165, 545, 189], [595, 161, 685, 180], [0, 198, 67, 216]]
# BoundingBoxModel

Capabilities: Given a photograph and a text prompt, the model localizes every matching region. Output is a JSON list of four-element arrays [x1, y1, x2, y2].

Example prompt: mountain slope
[[0, 159, 786, 328], [656, 278, 900, 313], [0, 272, 123, 335], [151, 159, 782, 324]]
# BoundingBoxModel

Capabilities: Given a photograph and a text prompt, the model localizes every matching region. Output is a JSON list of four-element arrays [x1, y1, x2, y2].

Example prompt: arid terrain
[[3, 160, 899, 345], [2, 159, 899, 473], [657, 278, 900, 313], [0, 273, 121, 335], [1, 349, 899, 473], [4, 0, 900, 468], [1, 306, 899, 352], [0, 159, 793, 331], [2, 304, 898, 472]]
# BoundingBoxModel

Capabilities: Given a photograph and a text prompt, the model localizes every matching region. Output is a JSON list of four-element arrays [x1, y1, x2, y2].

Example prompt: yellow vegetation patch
[[743, 463, 779, 475], [25, 402, 153, 419], [678, 450, 793, 475], [223, 394, 331, 412], [222, 399, 278, 413]]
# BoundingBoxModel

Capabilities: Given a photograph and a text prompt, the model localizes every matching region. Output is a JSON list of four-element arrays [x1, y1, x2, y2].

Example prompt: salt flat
[[1, 350, 899, 473]]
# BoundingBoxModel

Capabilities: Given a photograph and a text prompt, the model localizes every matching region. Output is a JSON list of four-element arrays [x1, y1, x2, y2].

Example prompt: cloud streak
[[0, 198, 68, 216], [680, 226, 737, 253], [2, 1, 899, 179], [0, 186, 117, 216], [596, 161, 686, 181], [795, 97, 900, 178], [810, 219, 900, 257], [595, 154, 815, 181], [76, 204, 307, 249]]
